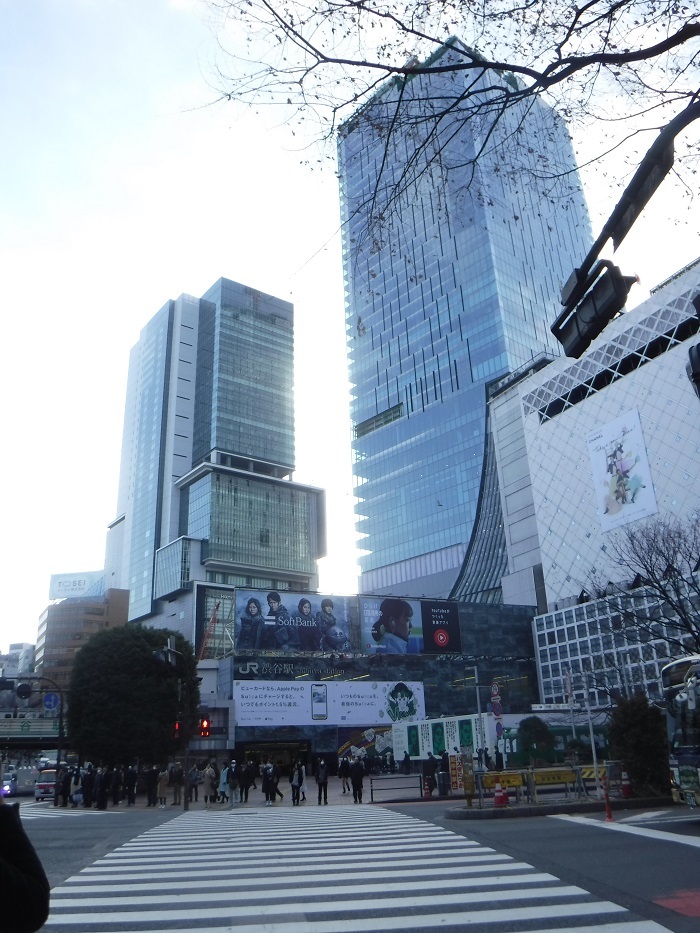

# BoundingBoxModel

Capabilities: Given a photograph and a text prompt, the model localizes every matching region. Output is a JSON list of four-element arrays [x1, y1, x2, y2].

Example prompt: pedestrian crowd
[[50, 755, 369, 809]]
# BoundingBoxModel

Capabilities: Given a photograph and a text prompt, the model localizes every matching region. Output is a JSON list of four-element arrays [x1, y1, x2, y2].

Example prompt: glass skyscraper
[[338, 39, 592, 598], [105, 278, 325, 625]]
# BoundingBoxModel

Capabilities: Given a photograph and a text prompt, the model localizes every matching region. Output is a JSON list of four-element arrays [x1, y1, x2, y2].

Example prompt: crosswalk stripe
[[44, 806, 671, 932], [58, 860, 532, 892]]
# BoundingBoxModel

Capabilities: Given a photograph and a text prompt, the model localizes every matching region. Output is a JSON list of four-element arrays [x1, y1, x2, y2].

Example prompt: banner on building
[[49, 571, 104, 600], [234, 589, 353, 653], [233, 679, 425, 726], [586, 409, 658, 533], [358, 597, 462, 655], [337, 726, 394, 763], [391, 714, 489, 760]]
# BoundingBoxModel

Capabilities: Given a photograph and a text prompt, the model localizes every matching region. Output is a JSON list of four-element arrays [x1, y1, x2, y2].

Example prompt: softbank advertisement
[[233, 588, 463, 656], [234, 680, 425, 726]]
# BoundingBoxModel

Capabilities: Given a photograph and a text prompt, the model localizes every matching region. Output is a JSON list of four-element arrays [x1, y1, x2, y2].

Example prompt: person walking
[[145, 765, 158, 808], [338, 756, 351, 794], [299, 761, 307, 803], [124, 765, 138, 806], [170, 762, 184, 806], [202, 762, 217, 809], [350, 755, 365, 804], [157, 766, 169, 809], [316, 758, 329, 805], [261, 758, 277, 806], [290, 760, 303, 806], [218, 762, 230, 804], [188, 764, 201, 803], [227, 761, 239, 807], [274, 761, 285, 801], [239, 761, 253, 803]]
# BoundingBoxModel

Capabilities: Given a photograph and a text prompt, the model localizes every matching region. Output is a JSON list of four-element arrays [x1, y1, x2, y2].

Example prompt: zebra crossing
[[18, 802, 122, 820], [45, 805, 671, 932]]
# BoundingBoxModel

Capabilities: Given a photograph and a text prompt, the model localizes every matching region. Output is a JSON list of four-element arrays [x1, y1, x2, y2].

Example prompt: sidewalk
[[185, 782, 360, 809]]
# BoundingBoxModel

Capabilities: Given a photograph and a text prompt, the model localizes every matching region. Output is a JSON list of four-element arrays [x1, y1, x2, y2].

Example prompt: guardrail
[[369, 774, 424, 802]]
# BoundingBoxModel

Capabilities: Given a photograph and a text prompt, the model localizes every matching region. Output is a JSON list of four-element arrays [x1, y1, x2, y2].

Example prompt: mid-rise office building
[[338, 39, 592, 599], [35, 589, 129, 693], [105, 278, 326, 641]]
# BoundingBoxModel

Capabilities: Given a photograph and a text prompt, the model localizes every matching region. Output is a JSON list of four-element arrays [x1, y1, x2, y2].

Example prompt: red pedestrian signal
[[174, 720, 181, 740], [200, 717, 210, 738]]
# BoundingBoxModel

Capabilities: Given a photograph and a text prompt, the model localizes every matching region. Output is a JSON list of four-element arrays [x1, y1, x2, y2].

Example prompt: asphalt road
[[17, 794, 700, 932], [389, 798, 700, 933]]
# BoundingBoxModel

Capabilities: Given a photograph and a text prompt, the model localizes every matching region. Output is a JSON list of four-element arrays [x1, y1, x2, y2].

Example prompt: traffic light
[[199, 717, 210, 738], [174, 720, 181, 741], [552, 261, 639, 359]]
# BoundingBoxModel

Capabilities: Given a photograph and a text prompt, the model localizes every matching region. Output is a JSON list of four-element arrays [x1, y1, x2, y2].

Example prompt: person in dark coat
[[237, 598, 265, 650], [315, 758, 329, 805], [82, 764, 95, 808], [145, 765, 159, 807], [124, 765, 138, 806], [261, 759, 278, 806], [0, 795, 50, 932], [350, 756, 365, 804]]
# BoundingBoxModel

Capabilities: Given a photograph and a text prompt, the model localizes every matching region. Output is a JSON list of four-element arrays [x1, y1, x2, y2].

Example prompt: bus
[[661, 654, 700, 807]]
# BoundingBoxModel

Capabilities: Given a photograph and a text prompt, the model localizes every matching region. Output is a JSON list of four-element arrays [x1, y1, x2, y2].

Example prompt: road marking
[[552, 813, 700, 848], [45, 806, 672, 931]]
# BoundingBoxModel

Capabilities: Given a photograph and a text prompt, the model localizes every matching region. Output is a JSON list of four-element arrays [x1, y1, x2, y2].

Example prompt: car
[[2, 775, 17, 797], [34, 769, 57, 801]]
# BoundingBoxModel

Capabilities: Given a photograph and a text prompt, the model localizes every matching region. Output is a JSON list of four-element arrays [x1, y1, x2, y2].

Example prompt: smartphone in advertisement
[[311, 683, 328, 720]]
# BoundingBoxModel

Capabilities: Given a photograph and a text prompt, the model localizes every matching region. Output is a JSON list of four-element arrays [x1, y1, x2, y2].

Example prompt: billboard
[[392, 714, 490, 760], [338, 725, 394, 762], [233, 679, 425, 726], [235, 589, 353, 653], [358, 597, 462, 655], [586, 409, 658, 532], [49, 571, 104, 600]]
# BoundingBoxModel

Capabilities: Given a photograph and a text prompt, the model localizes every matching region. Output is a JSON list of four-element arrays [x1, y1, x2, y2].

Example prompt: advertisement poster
[[235, 589, 353, 654], [234, 680, 425, 726], [392, 714, 490, 760], [338, 726, 394, 763], [586, 409, 658, 532], [358, 597, 461, 655]]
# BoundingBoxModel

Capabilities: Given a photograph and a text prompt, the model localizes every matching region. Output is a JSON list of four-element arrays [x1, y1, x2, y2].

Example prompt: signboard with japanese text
[[392, 714, 491, 760], [49, 571, 104, 600], [233, 680, 425, 726]]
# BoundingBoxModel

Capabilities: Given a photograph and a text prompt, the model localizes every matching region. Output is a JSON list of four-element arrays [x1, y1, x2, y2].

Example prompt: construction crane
[[197, 601, 220, 661]]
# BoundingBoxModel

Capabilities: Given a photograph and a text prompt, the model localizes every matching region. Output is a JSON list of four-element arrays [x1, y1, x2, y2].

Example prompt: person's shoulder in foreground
[[0, 796, 50, 932]]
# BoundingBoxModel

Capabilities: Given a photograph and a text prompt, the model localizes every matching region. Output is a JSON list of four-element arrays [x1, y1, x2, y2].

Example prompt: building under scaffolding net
[[198, 590, 238, 660]]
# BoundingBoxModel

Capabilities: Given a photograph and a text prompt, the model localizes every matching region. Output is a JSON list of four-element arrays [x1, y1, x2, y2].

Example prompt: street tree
[[210, 1, 700, 229], [67, 624, 200, 766], [517, 715, 556, 765], [608, 691, 669, 796]]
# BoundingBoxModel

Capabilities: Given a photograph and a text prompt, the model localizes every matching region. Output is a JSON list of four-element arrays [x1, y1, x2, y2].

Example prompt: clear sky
[[1, 0, 698, 652]]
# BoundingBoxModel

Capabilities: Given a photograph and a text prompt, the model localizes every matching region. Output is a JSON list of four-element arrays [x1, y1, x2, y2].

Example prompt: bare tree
[[590, 515, 700, 656], [209, 1, 700, 227]]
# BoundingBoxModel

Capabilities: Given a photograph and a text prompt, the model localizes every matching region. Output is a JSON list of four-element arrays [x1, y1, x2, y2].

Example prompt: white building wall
[[518, 263, 700, 609]]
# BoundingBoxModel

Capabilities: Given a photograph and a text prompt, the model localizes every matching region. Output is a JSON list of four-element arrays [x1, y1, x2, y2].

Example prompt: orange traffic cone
[[493, 781, 509, 808], [621, 771, 632, 799]]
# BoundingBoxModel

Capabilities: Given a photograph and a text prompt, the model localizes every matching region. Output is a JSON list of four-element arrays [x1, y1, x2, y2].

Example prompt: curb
[[445, 795, 675, 820]]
